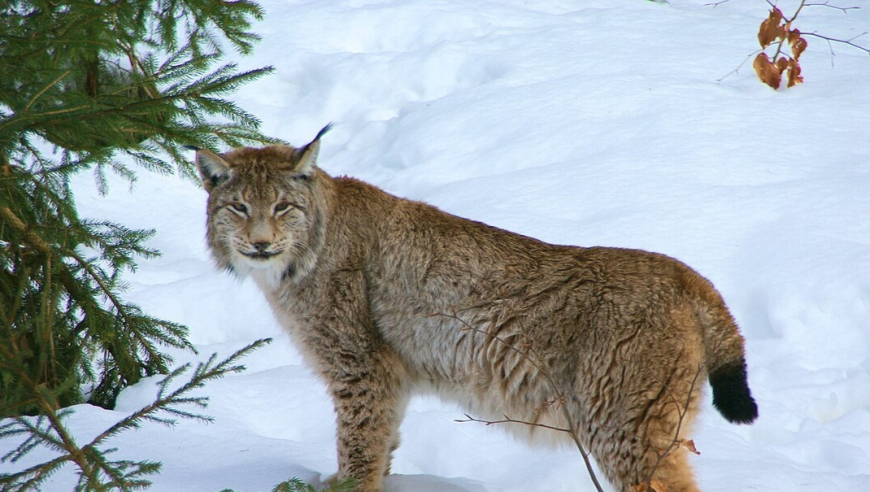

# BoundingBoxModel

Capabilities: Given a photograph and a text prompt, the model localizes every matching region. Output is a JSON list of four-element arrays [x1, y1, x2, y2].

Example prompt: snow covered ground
[[4, 0, 870, 490]]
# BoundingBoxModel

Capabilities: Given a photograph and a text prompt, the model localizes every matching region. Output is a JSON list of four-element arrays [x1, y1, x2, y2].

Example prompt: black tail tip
[[710, 361, 758, 425]]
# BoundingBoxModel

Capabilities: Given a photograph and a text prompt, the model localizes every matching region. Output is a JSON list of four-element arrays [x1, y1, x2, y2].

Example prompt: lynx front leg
[[329, 349, 408, 492], [306, 269, 410, 492]]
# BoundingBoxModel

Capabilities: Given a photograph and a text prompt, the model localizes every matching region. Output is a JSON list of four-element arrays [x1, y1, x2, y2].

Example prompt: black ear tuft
[[312, 123, 334, 142], [295, 123, 334, 177], [300, 123, 334, 155]]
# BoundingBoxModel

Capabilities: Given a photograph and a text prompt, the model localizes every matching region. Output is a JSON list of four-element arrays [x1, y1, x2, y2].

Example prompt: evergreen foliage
[[0, 338, 272, 492], [0, 0, 276, 416]]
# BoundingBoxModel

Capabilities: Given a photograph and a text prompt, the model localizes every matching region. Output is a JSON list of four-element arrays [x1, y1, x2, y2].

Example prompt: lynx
[[193, 126, 757, 492]]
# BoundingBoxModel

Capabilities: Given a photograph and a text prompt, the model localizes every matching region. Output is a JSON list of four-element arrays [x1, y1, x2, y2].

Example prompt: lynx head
[[194, 125, 332, 285]]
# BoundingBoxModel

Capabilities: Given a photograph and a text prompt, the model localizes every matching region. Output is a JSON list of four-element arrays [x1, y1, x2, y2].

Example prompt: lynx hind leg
[[640, 391, 703, 492], [607, 362, 704, 492], [584, 324, 706, 492]]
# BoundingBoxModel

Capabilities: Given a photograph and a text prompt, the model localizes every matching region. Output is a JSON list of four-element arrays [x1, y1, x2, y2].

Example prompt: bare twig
[[717, 49, 762, 83], [786, 0, 809, 22], [430, 311, 607, 492], [804, 31, 870, 55], [456, 413, 574, 435], [804, 1, 860, 14], [806, 31, 869, 67]]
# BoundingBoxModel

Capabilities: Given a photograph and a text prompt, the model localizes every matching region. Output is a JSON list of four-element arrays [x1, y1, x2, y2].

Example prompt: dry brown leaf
[[680, 439, 701, 455], [775, 56, 789, 74], [790, 33, 808, 60], [771, 8, 784, 24], [758, 8, 785, 48], [787, 58, 804, 87], [753, 53, 781, 89]]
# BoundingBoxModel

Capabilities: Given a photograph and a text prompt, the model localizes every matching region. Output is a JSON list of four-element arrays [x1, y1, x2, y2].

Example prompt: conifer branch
[[23, 70, 72, 113], [0, 207, 53, 254], [66, 248, 168, 367], [0, 339, 272, 491]]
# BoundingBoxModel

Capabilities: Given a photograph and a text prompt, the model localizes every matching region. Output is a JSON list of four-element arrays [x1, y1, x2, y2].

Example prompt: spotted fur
[[194, 128, 757, 492]]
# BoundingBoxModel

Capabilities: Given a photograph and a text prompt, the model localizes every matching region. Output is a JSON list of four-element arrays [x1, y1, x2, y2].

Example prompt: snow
[[3, 0, 870, 490]]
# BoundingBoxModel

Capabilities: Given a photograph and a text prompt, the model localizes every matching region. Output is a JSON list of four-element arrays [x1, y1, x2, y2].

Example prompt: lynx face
[[194, 133, 328, 285]]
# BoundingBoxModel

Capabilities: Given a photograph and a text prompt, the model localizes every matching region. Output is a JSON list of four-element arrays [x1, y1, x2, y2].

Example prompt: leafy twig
[[721, 0, 865, 86]]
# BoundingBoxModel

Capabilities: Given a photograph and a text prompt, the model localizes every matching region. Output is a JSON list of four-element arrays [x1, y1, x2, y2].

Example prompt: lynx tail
[[709, 360, 758, 424]]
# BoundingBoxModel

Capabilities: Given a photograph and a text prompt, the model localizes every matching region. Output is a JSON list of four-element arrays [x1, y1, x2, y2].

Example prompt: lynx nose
[[251, 241, 271, 253]]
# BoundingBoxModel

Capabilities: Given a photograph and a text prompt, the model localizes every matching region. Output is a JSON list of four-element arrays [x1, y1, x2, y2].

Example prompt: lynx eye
[[228, 202, 249, 215], [274, 202, 294, 215]]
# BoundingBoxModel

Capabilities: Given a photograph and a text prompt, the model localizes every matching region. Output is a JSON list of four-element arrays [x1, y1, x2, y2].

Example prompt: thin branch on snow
[[804, 1, 860, 14], [455, 414, 574, 435], [804, 31, 870, 56], [717, 50, 762, 83]]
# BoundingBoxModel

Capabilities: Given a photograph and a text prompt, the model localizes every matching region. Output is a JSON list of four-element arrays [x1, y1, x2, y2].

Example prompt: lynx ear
[[295, 123, 333, 177], [193, 148, 233, 191]]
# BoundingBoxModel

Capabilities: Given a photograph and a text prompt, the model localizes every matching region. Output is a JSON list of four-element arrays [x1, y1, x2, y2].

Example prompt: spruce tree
[[1, 1, 279, 490], [0, 1, 275, 415]]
